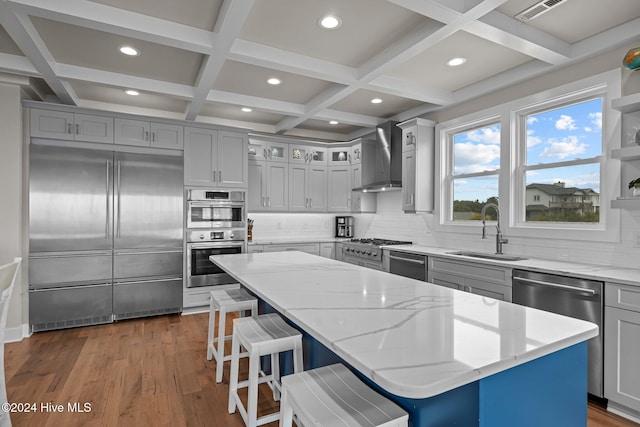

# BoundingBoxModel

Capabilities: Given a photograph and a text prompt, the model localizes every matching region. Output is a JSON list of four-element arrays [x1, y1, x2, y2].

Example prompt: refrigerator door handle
[[29, 283, 111, 292], [106, 160, 111, 238], [116, 160, 121, 238]]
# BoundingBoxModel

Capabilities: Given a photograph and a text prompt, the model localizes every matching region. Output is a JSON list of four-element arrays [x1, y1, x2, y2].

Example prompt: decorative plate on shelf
[[292, 149, 301, 159]]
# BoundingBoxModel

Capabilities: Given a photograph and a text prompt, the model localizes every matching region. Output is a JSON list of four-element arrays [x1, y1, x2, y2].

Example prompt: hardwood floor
[[3, 313, 638, 427]]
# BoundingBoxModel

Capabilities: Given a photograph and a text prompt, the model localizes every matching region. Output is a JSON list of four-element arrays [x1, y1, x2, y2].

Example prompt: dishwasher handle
[[388, 254, 425, 265], [515, 276, 599, 296]]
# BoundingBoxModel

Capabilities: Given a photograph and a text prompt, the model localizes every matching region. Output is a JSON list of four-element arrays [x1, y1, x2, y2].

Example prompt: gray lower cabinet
[[427, 257, 512, 301], [605, 282, 640, 416]]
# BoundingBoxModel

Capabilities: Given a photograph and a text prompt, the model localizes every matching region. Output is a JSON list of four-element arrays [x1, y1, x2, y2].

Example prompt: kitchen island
[[210, 251, 598, 426]]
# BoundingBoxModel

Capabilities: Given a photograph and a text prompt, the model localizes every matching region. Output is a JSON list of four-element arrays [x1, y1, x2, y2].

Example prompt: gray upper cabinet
[[31, 109, 114, 144], [115, 118, 184, 149], [289, 164, 327, 212], [398, 118, 435, 213], [328, 166, 351, 212], [184, 128, 247, 188]]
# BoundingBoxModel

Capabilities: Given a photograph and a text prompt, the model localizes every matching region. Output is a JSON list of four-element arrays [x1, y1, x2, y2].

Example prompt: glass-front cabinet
[[248, 139, 288, 163], [329, 146, 351, 165], [289, 145, 327, 165]]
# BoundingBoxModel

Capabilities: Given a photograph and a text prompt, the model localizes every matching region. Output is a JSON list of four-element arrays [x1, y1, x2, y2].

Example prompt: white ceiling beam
[[275, 84, 356, 133], [0, 3, 77, 104], [55, 63, 195, 99], [184, 0, 255, 121], [0, 52, 38, 76], [6, 0, 213, 54], [207, 89, 304, 117], [229, 39, 357, 85], [368, 75, 453, 105], [571, 16, 640, 58], [388, 0, 570, 65], [469, 11, 570, 64], [314, 110, 383, 128]]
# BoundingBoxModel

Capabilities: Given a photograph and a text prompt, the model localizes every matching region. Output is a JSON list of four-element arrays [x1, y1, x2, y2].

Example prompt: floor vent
[[114, 306, 181, 321], [515, 0, 567, 21], [32, 315, 113, 332]]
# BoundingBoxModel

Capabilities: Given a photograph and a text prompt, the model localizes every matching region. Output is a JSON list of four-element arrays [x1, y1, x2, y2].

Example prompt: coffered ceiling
[[0, 0, 638, 141]]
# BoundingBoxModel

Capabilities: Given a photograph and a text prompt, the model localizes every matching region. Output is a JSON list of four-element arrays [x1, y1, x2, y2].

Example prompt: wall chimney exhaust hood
[[353, 121, 402, 192]]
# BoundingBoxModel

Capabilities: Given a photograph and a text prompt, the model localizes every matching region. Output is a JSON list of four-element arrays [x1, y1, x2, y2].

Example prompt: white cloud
[[461, 126, 500, 145], [555, 114, 577, 130], [454, 142, 500, 174], [589, 112, 602, 129], [527, 129, 542, 148], [540, 135, 586, 159], [527, 116, 538, 125]]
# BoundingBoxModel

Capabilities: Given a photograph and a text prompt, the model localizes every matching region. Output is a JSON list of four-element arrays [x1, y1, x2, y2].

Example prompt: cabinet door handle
[[261, 196, 265, 207], [152, 132, 156, 142], [218, 171, 222, 182], [347, 197, 351, 208], [267, 196, 270, 207], [67, 123, 72, 134], [76, 123, 80, 135], [263, 148, 267, 159], [309, 197, 312, 208], [145, 130, 149, 141], [212, 170, 216, 182], [348, 154, 352, 164]]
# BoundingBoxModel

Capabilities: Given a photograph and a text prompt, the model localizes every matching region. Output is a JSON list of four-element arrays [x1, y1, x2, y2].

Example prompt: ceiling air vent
[[515, 0, 567, 21]]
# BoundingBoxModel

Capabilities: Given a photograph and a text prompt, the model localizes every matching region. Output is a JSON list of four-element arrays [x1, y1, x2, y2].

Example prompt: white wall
[[0, 78, 28, 340]]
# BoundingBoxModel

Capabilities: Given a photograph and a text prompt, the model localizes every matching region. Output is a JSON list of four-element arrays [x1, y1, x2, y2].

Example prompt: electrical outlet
[[634, 232, 640, 248]]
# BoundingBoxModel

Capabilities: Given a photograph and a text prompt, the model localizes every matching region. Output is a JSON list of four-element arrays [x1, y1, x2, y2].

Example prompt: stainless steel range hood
[[353, 121, 402, 192]]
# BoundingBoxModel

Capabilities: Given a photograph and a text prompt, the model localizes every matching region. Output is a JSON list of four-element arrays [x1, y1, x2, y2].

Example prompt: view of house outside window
[[523, 98, 602, 223], [452, 124, 500, 221]]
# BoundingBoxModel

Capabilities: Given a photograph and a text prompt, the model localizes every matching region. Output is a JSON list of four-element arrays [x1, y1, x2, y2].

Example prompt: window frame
[[435, 69, 621, 243]]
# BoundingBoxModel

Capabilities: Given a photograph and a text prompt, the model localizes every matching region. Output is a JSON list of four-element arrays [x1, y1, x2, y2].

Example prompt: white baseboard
[[608, 403, 640, 424], [4, 323, 30, 343]]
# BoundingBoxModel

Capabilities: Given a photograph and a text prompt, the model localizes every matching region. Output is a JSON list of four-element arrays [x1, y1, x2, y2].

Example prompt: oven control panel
[[186, 228, 245, 243]]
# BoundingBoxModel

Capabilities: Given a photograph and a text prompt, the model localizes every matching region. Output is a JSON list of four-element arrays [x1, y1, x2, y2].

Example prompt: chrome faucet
[[481, 202, 508, 254]]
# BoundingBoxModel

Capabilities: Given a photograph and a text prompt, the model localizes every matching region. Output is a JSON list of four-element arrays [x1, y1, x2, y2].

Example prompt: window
[[449, 121, 500, 221], [518, 97, 603, 224], [436, 69, 620, 242]]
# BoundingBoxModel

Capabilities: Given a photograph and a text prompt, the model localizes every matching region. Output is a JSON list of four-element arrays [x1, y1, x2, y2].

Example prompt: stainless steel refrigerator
[[29, 143, 183, 332]]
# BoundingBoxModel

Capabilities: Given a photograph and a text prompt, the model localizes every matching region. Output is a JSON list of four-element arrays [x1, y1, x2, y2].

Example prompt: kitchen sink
[[446, 251, 527, 261]]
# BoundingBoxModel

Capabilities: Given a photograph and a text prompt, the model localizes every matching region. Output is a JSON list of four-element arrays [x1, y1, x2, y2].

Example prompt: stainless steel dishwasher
[[512, 269, 603, 398], [388, 251, 427, 281]]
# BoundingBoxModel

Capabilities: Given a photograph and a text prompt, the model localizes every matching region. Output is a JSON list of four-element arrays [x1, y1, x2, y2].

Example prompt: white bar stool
[[207, 286, 258, 383], [228, 313, 304, 427], [280, 363, 409, 427]]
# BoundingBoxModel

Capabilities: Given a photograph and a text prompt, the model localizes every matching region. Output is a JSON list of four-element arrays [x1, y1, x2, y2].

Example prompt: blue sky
[[453, 98, 602, 203]]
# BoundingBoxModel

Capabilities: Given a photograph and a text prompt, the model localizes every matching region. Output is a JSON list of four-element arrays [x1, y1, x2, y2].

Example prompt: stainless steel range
[[342, 238, 412, 271]]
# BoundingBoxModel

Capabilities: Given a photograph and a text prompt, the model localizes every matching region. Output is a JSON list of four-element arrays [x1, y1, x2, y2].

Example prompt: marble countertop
[[385, 245, 640, 287], [210, 251, 598, 399]]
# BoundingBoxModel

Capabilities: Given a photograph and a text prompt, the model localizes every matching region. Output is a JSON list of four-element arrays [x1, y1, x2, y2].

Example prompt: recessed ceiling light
[[371, 98, 383, 104], [124, 89, 139, 96], [447, 57, 467, 67], [319, 15, 342, 29], [241, 107, 252, 112], [119, 45, 139, 56], [329, 120, 339, 125], [267, 77, 282, 85]]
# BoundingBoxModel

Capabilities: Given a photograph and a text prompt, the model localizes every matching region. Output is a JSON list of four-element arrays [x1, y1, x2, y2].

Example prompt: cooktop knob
[[367, 251, 372, 255], [372, 251, 378, 256], [199, 234, 205, 240]]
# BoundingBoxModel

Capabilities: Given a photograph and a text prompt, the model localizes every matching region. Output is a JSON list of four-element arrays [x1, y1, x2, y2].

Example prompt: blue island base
[[259, 300, 588, 427]]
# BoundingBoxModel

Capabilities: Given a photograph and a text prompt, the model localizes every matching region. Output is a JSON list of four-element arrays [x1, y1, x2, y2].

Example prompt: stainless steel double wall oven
[[185, 189, 246, 288]]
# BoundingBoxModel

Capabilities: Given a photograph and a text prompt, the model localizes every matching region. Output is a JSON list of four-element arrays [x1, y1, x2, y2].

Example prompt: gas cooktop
[[347, 238, 412, 246], [343, 238, 412, 263]]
